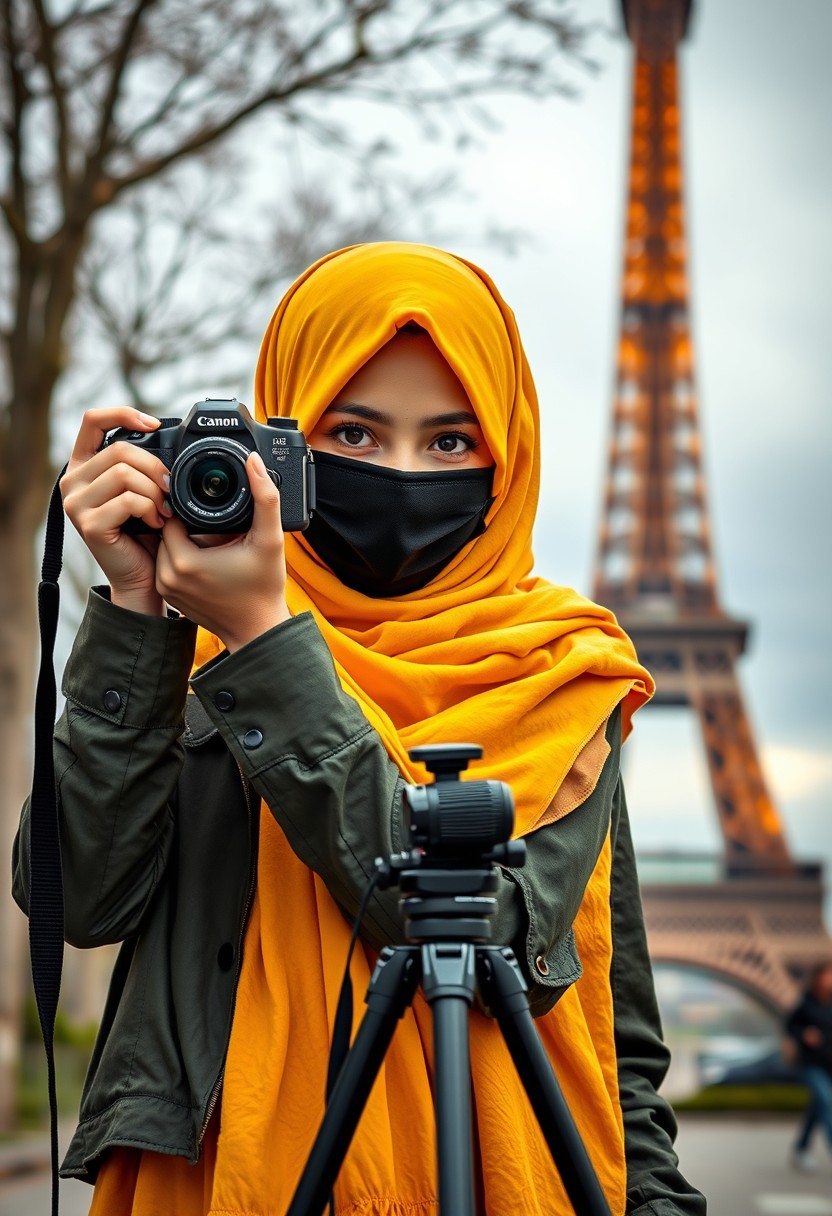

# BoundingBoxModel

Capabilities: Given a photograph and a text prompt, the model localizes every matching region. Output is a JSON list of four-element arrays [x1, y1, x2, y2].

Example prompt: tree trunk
[[0, 520, 39, 1131]]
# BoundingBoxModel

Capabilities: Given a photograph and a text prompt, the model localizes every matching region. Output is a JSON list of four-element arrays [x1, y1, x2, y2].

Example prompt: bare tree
[[0, 0, 598, 1130]]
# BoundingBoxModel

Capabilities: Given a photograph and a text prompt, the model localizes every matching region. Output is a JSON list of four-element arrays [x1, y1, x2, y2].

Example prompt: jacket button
[[217, 943, 235, 972], [243, 729, 263, 749], [534, 955, 550, 977], [215, 690, 236, 712], [103, 689, 122, 712]]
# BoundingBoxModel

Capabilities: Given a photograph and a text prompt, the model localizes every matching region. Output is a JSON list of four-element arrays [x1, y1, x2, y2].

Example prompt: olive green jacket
[[13, 589, 704, 1214]]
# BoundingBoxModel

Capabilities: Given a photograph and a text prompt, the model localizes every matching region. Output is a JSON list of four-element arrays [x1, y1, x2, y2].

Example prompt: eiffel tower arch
[[593, 0, 830, 1013]]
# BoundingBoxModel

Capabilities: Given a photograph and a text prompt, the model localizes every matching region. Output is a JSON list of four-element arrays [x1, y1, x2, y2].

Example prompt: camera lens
[[191, 459, 237, 507], [170, 438, 253, 531]]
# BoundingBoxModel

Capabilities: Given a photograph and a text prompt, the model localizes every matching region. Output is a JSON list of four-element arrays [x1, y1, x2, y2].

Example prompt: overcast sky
[[424, 0, 832, 884]]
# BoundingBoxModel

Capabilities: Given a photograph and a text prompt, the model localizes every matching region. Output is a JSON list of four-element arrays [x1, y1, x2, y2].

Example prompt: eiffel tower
[[594, 0, 829, 1012]]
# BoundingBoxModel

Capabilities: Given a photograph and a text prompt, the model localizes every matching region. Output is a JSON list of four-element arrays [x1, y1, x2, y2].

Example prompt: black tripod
[[285, 745, 613, 1216]]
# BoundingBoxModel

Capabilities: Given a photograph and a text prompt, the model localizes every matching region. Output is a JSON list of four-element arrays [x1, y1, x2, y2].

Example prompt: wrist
[[223, 601, 292, 653], [111, 585, 166, 617]]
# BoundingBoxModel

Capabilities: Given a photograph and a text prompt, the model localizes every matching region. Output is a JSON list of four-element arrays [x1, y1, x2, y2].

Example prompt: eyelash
[[327, 423, 479, 456]]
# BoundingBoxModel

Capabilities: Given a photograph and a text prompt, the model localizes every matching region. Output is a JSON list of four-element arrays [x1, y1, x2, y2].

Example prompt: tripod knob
[[408, 743, 483, 783]]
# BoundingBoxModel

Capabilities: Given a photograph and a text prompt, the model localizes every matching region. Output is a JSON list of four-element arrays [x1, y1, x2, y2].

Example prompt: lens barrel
[[170, 437, 253, 531]]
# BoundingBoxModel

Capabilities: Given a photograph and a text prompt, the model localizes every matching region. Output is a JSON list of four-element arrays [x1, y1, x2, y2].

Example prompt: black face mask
[[304, 451, 495, 597]]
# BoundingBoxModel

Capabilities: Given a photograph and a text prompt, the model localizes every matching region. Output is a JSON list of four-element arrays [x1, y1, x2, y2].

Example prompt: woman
[[14, 242, 705, 1214]]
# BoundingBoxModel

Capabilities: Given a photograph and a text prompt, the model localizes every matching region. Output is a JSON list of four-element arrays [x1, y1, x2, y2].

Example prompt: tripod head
[[375, 743, 526, 944], [405, 743, 524, 867]]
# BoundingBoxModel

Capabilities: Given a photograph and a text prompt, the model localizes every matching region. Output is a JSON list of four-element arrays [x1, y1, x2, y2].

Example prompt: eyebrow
[[322, 402, 481, 428]]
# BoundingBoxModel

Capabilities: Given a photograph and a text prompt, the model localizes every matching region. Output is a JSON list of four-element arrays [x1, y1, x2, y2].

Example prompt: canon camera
[[104, 399, 316, 534]]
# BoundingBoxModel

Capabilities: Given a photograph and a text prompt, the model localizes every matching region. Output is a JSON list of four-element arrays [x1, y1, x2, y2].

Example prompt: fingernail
[[162, 473, 171, 490], [249, 452, 266, 475], [161, 497, 173, 516], [138, 412, 159, 427]]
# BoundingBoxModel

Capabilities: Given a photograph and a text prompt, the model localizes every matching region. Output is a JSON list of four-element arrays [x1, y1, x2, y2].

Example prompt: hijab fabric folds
[[196, 241, 653, 835]]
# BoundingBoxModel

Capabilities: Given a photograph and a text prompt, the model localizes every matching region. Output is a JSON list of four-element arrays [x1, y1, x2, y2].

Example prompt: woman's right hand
[[61, 407, 173, 616]]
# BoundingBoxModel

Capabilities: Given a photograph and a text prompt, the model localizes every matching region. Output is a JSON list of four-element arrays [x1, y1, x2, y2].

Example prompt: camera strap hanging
[[28, 467, 69, 1216]]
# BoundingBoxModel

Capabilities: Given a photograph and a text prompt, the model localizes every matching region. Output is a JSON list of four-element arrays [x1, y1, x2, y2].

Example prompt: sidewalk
[[675, 1113, 832, 1216]]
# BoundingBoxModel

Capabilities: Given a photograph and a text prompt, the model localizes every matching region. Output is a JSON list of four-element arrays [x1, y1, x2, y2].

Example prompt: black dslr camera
[[104, 398, 316, 534]]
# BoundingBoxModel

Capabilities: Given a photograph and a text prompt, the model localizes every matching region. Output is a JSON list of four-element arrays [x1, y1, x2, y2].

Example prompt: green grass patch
[[673, 1083, 809, 1113]]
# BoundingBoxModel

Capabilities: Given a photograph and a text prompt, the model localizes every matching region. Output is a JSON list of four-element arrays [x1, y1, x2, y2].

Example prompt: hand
[[61, 407, 172, 615], [155, 452, 291, 651]]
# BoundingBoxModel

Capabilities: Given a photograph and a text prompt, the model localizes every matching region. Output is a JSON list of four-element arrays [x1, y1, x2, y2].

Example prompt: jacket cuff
[[62, 587, 198, 729], [189, 612, 371, 775]]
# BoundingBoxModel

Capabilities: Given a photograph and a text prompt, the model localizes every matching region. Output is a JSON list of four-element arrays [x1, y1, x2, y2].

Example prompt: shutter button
[[243, 729, 263, 749], [215, 690, 236, 712], [535, 955, 550, 977], [103, 690, 122, 713]]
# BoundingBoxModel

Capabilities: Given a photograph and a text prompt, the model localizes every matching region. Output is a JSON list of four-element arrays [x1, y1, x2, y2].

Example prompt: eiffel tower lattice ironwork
[[593, 0, 829, 1011]]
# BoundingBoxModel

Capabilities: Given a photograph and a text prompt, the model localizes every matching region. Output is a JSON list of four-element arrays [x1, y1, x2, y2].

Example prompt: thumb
[[247, 452, 283, 543]]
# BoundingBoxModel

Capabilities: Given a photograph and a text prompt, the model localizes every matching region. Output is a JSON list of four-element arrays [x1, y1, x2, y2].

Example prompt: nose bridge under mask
[[303, 452, 495, 598]]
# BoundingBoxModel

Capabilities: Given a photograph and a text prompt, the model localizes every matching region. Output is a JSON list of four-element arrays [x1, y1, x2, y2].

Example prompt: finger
[[246, 453, 283, 547], [63, 442, 170, 507], [74, 461, 172, 516], [188, 533, 240, 550], [77, 491, 167, 539], [68, 407, 160, 465], [156, 515, 192, 565]]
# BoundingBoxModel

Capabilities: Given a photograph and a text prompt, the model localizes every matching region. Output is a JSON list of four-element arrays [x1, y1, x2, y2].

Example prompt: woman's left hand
[[156, 452, 291, 651]]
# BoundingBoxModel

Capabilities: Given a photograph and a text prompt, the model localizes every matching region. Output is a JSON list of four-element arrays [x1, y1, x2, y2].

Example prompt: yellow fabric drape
[[92, 242, 654, 1215]]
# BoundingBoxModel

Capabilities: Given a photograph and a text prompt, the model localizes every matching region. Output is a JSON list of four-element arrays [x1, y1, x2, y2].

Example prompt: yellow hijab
[[196, 241, 652, 832]]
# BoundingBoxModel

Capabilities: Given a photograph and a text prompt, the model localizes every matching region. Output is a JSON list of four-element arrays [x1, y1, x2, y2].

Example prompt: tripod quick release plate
[[409, 743, 483, 782]]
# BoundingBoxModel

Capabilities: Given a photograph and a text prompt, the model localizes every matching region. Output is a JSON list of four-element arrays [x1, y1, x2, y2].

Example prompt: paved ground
[[676, 1115, 832, 1216], [1, 1113, 831, 1214]]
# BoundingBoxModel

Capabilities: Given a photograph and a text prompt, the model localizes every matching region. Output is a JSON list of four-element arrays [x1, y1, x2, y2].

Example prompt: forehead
[[330, 332, 475, 420]]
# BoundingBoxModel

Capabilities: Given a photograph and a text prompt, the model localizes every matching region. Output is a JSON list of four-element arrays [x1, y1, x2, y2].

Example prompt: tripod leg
[[286, 946, 422, 1216], [421, 942, 478, 1216], [477, 947, 612, 1216]]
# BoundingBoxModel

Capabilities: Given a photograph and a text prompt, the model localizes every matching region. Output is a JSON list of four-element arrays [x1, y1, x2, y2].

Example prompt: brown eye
[[332, 424, 373, 447], [432, 433, 476, 455]]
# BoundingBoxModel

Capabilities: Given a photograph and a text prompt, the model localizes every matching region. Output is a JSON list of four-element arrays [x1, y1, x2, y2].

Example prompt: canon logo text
[[197, 416, 239, 427]]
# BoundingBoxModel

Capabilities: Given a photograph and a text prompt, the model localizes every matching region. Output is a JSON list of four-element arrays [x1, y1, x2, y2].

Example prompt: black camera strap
[[29, 468, 68, 1216]]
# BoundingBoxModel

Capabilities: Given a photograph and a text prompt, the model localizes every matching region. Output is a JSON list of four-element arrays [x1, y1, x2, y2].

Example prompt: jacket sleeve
[[190, 611, 620, 1013], [12, 588, 198, 948], [609, 778, 707, 1216]]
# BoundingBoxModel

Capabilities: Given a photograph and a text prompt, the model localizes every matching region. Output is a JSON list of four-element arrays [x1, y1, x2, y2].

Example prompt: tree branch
[[83, 0, 160, 203], [30, 0, 72, 201], [0, 0, 29, 239]]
